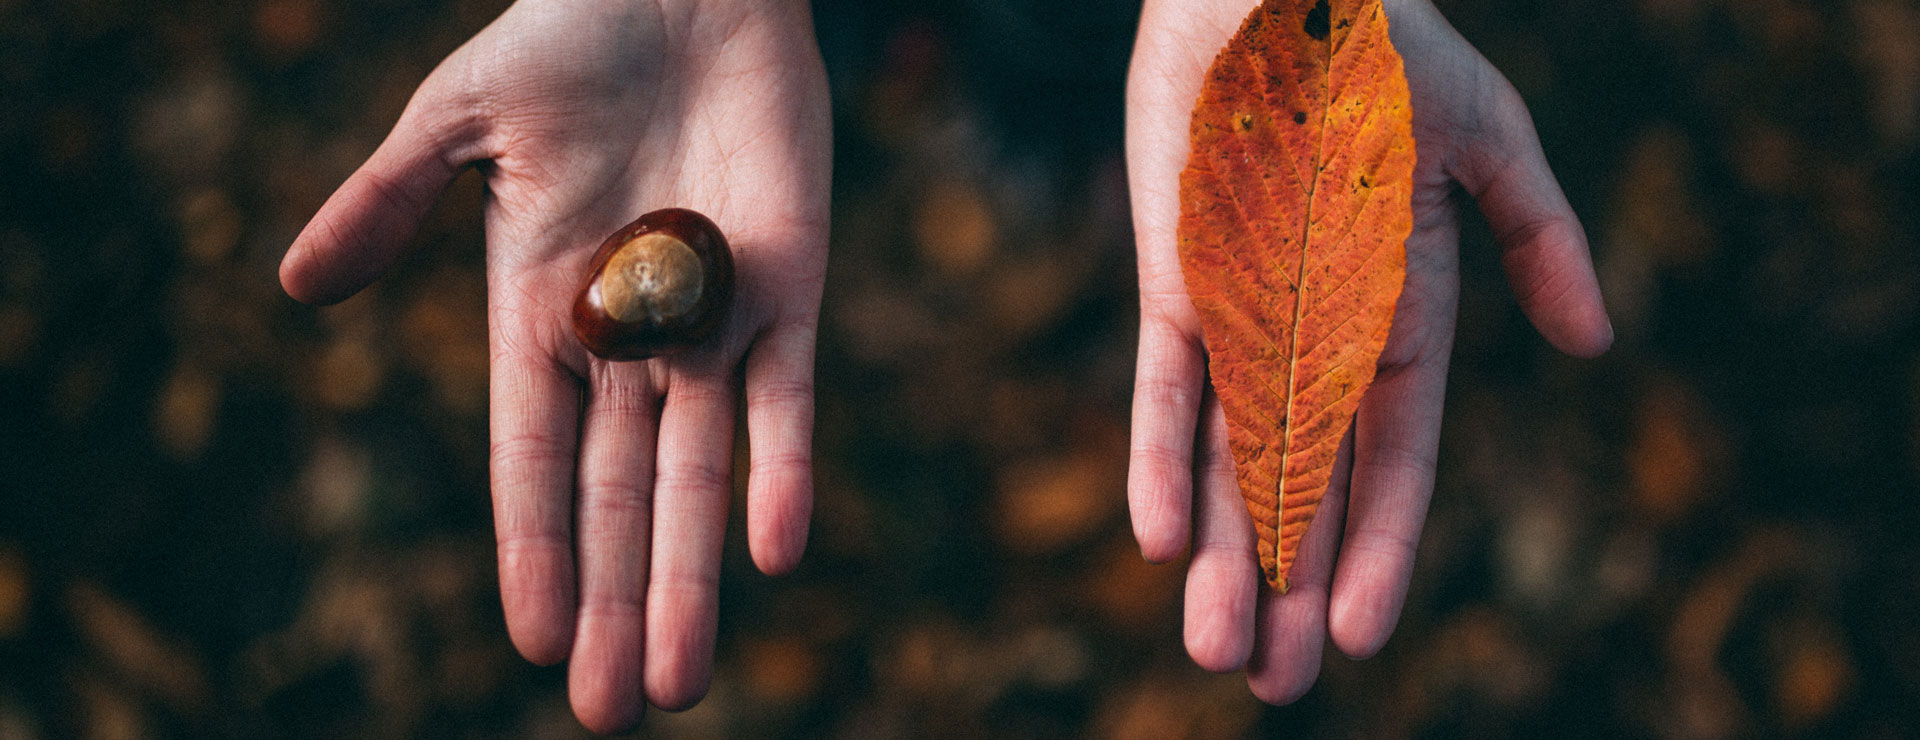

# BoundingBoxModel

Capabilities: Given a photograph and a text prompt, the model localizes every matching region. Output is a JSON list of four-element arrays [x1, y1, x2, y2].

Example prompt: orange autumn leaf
[[1177, 0, 1415, 592]]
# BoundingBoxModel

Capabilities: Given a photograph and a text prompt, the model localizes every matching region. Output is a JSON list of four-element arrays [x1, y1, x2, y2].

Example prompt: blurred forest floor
[[3, 0, 1919, 737]]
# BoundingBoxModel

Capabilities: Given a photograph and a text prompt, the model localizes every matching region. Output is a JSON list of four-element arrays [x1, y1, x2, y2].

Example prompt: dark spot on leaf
[[1359, 175, 1370, 188], [1304, 0, 1331, 41], [1293, 112, 1307, 125], [1235, 114, 1253, 132]]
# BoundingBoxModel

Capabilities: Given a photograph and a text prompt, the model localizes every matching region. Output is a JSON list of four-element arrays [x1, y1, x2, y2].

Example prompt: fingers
[[1126, 0, 1276, 686], [645, 366, 736, 711], [1326, 238, 1459, 659], [280, 94, 478, 305], [743, 321, 816, 576], [566, 363, 662, 734], [489, 325, 583, 667], [1125, 0, 1218, 567], [1181, 394, 1258, 673], [1455, 81, 1613, 358], [1128, 314, 1206, 563], [1325, 355, 1447, 659], [1247, 431, 1353, 705]]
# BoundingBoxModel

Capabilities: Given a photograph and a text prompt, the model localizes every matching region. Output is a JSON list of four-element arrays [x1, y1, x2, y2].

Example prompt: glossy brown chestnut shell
[[571, 208, 735, 361]]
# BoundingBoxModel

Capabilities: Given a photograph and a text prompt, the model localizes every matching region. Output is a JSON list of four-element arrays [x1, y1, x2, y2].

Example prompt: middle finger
[[567, 361, 663, 733]]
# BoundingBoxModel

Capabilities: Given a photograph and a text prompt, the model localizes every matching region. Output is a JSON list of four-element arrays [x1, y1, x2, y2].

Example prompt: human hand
[[278, 0, 829, 730], [1124, 0, 1611, 703]]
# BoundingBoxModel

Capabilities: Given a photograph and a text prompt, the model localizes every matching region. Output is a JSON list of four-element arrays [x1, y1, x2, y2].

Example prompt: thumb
[[1452, 77, 1613, 358], [280, 92, 478, 305]]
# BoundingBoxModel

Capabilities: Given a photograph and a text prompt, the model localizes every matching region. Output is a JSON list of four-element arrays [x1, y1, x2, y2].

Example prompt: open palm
[[1125, 0, 1610, 703], [278, 0, 829, 731]]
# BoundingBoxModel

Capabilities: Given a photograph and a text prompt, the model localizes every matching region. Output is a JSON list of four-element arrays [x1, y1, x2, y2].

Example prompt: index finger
[[488, 303, 584, 667]]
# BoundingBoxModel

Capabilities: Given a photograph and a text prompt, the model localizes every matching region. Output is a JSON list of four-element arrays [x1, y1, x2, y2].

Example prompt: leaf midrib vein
[[1281, 6, 1349, 512]]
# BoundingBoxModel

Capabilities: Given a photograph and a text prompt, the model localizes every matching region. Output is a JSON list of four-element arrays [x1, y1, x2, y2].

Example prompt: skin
[[277, 0, 828, 732], [1125, 0, 1613, 703]]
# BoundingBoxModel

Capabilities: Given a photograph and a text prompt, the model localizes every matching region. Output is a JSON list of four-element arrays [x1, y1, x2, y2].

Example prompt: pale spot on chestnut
[[598, 233, 703, 325]]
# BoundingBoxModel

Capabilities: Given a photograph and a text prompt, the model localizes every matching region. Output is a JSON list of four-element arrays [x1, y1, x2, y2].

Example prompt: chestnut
[[571, 208, 735, 361]]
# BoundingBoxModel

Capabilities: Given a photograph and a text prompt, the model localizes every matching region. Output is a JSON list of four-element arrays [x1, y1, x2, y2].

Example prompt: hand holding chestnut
[[278, 0, 829, 724], [572, 208, 735, 360]]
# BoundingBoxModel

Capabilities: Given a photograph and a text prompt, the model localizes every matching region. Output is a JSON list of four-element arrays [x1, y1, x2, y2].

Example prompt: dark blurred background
[[3, 0, 1918, 737]]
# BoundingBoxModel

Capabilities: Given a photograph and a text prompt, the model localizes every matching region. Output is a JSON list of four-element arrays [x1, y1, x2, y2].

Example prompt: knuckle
[[1192, 524, 1252, 558], [496, 530, 566, 554], [357, 168, 427, 215], [667, 378, 733, 408], [490, 433, 573, 482], [748, 377, 813, 409], [655, 463, 731, 498], [650, 571, 720, 601], [1129, 443, 1190, 478], [1345, 522, 1420, 565], [1135, 371, 1199, 408], [589, 382, 660, 417], [1372, 436, 1439, 481], [577, 479, 652, 520], [748, 451, 810, 482], [577, 596, 646, 620]]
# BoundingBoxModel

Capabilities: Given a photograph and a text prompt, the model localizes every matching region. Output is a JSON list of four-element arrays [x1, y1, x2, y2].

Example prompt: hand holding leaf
[[1178, 0, 1416, 594], [1126, 0, 1611, 703]]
